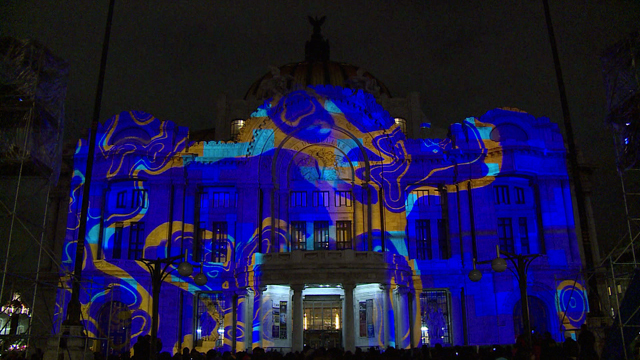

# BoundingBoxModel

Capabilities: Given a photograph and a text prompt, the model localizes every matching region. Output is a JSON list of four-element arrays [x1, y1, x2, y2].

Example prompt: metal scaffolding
[[600, 30, 640, 360], [0, 36, 68, 352]]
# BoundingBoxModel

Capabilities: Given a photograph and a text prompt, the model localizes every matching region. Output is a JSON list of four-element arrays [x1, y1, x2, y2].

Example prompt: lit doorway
[[303, 295, 342, 349]]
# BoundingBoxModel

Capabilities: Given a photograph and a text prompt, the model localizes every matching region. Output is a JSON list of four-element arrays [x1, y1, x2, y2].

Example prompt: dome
[[245, 17, 391, 100], [244, 61, 392, 100]]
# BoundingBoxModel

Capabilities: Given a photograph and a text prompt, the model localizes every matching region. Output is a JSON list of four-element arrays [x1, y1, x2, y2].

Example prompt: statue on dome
[[308, 16, 326, 35]]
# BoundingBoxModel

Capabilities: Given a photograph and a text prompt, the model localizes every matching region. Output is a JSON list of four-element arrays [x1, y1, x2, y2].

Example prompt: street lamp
[[469, 245, 540, 347], [140, 254, 208, 360]]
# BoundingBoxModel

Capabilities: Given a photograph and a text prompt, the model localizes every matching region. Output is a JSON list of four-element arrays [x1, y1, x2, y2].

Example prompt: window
[[128, 222, 145, 260], [336, 221, 352, 250], [335, 191, 352, 207], [358, 299, 374, 338], [312, 191, 329, 207], [437, 219, 450, 259], [116, 191, 127, 208], [211, 222, 227, 262], [420, 290, 452, 346], [290, 191, 307, 207], [416, 220, 432, 260], [113, 222, 123, 259], [498, 218, 514, 253], [195, 292, 225, 347], [314, 221, 329, 250], [519, 217, 529, 254], [394, 117, 407, 135], [494, 185, 510, 204], [408, 190, 429, 207], [132, 189, 147, 208], [291, 221, 307, 250], [230, 119, 245, 138], [277, 301, 287, 339], [212, 192, 235, 208], [200, 193, 209, 208], [515, 187, 525, 204]]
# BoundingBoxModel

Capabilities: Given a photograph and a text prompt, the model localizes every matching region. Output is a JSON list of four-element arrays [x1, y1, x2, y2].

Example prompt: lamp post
[[469, 245, 540, 347], [140, 254, 208, 360]]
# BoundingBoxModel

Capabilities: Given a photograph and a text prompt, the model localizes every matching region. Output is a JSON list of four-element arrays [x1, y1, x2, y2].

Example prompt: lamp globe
[[194, 273, 208, 286], [177, 262, 194, 277], [491, 257, 507, 272], [468, 269, 483, 282]]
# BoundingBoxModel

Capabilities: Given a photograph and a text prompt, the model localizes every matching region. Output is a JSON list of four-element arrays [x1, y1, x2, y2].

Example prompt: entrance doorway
[[303, 295, 342, 349]]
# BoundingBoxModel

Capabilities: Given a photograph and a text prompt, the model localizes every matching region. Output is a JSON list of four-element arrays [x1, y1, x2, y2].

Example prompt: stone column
[[380, 284, 391, 348], [343, 282, 356, 352], [291, 284, 305, 352], [223, 291, 236, 352], [258, 286, 268, 348], [395, 286, 410, 349]]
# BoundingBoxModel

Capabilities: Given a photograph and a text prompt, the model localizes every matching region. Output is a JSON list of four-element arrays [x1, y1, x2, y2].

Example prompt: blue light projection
[[56, 85, 585, 353]]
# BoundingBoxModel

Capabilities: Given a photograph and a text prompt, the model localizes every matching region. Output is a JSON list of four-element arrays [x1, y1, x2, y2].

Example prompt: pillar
[[395, 286, 410, 349], [291, 284, 304, 352], [258, 286, 267, 348], [343, 282, 355, 352], [380, 284, 391, 348]]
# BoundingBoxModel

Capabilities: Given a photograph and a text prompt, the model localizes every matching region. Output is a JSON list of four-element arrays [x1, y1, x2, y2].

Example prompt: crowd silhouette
[[88, 326, 601, 360]]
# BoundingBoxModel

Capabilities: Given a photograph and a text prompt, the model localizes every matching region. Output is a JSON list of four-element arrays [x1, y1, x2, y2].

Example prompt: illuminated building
[[54, 25, 588, 354]]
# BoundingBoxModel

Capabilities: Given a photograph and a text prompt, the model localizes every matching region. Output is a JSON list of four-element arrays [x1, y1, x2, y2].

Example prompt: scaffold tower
[[600, 29, 640, 360]]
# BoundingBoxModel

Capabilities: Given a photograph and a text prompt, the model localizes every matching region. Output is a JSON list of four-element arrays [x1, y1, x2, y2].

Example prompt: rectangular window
[[211, 222, 227, 262], [279, 301, 287, 339], [313, 221, 329, 250], [420, 290, 452, 346], [291, 221, 307, 250], [515, 187, 525, 204], [494, 185, 510, 204], [334, 191, 352, 207], [366, 299, 374, 338], [212, 192, 232, 208], [519, 217, 529, 254], [272, 302, 280, 338], [437, 219, 450, 259], [416, 220, 432, 260], [128, 222, 145, 260], [290, 191, 307, 207], [408, 190, 429, 207], [312, 191, 329, 207], [336, 221, 352, 250], [498, 217, 514, 253], [116, 191, 127, 208], [195, 292, 225, 347], [200, 192, 209, 209], [112, 222, 123, 259], [132, 189, 147, 208]]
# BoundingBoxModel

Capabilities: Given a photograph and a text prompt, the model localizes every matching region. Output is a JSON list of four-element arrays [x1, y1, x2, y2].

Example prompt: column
[[258, 286, 268, 348], [223, 291, 236, 352], [380, 284, 391, 348], [395, 286, 410, 349], [291, 284, 304, 352], [343, 282, 355, 353]]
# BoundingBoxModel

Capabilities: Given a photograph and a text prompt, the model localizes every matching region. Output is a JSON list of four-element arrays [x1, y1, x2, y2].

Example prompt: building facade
[[55, 55, 589, 354]]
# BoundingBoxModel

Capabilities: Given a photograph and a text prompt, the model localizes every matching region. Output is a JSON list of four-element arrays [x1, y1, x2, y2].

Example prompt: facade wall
[[55, 87, 588, 355]]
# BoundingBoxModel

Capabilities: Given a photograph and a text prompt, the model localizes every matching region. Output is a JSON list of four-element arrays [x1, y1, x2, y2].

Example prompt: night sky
[[2, 0, 639, 256]]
